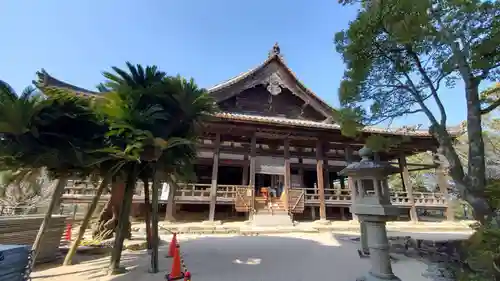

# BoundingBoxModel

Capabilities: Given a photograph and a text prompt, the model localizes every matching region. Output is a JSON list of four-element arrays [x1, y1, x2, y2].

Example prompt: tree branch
[[479, 62, 500, 80], [405, 45, 448, 126], [481, 98, 500, 115], [434, 71, 453, 92]]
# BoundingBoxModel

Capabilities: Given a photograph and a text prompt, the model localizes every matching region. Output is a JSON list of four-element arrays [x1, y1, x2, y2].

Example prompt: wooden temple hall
[[43, 44, 453, 223]]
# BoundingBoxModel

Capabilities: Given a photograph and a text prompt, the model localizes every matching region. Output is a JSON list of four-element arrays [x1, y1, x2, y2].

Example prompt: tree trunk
[[433, 82, 491, 224], [108, 164, 138, 275], [143, 180, 152, 250], [31, 176, 69, 262], [150, 169, 160, 273], [93, 178, 128, 239], [63, 176, 111, 265], [464, 83, 489, 222], [165, 176, 177, 222]]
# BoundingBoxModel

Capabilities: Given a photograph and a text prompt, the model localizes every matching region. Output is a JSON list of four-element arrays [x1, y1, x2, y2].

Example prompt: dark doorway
[[218, 166, 243, 185], [303, 169, 317, 193]]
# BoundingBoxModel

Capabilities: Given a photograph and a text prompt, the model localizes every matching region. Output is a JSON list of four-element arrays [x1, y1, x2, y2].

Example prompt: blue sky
[[0, 0, 473, 128]]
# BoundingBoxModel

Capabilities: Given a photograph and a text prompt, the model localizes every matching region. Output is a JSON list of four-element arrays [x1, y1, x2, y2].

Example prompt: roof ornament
[[269, 42, 281, 57], [266, 73, 284, 96], [33, 68, 49, 88]]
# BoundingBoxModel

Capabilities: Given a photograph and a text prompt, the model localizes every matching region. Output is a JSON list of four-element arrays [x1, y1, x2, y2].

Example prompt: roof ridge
[[208, 55, 275, 92]]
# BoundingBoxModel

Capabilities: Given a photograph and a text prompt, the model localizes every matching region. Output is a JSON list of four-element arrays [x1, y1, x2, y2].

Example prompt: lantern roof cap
[[339, 146, 399, 176]]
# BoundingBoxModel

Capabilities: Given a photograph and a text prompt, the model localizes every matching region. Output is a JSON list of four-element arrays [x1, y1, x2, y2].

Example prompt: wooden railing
[[62, 182, 249, 204], [61, 182, 447, 207], [287, 189, 305, 213], [303, 188, 446, 207], [304, 188, 352, 204], [175, 183, 211, 202]]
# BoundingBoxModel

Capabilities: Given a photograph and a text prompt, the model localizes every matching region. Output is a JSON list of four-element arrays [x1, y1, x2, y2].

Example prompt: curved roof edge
[[207, 43, 336, 115]]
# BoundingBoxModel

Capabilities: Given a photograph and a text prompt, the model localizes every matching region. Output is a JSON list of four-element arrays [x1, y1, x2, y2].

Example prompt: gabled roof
[[208, 43, 336, 121], [33, 45, 461, 138]]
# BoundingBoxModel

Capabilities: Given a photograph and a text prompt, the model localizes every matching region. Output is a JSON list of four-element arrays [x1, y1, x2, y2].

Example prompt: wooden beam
[[198, 144, 361, 161], [202, 121, 439, 150], [399, 155, 418, 222], [316, 141, 326, 220], [208, 133, 220, 221]]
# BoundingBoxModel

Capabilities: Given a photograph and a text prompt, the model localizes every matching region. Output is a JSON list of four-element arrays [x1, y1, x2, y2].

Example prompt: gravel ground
[[30, 232, 442, 281]]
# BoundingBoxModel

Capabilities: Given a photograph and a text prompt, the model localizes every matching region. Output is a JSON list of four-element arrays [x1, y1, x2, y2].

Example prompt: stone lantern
[[339, 147, 401, 281]]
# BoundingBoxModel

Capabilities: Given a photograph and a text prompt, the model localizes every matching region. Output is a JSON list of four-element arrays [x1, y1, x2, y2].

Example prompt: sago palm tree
[[0, 80, 112, 262], [91, 63, 216, 274]]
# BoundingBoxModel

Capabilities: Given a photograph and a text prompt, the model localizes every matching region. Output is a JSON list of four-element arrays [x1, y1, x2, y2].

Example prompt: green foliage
[[461, 207, 500, 281], [0, 82, 43, 135], [0, 60, 216, 192], [335, 0, 499, 126], [0, 82, 109, 177], [336, 0, 500, 225], [92, 62, 217, 182]]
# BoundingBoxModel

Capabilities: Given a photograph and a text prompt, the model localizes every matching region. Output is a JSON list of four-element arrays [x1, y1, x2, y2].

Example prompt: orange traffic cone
[[165, 247, 185, 281], [166, 233, 179, 258], [64, 223, 72, 241]]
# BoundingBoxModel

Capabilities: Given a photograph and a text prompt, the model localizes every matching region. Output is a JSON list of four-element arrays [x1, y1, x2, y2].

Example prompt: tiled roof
[[208, 44, 335, 113], [214, 112, 435, 137]]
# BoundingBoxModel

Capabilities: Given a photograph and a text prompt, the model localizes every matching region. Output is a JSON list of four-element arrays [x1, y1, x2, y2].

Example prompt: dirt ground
[[31, 232, 459, 281]]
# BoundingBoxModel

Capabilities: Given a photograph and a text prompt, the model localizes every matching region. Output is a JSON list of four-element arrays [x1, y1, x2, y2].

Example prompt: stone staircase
[[251, 197, 294, 227]]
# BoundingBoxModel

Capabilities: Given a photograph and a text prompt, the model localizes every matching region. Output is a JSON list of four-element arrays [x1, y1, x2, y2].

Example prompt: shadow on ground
[[106, 234, 429, 281], [31, 233, 445, 281]]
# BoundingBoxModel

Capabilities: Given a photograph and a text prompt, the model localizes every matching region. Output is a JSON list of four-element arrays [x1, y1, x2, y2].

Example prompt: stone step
[[256, 206, 286, 213], [252, 213, 293, 227]]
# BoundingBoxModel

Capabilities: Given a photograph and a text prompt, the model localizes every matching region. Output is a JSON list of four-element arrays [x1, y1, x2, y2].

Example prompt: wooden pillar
[[399, 155, 418, 222], [434, 152, 454, 221], [311, 206, 316, 220], [242, 155, 249, 185], [283, 139, 290, 211], [249, 134, 257, 187], [248, 134, 257, 219], [324, 159, 330, 190], [208, 134, 220, 222], [340, 207, 346, 220], [298, 158, 304, 188], [344, 147, 357, 220], [316, 141, 327, 221]]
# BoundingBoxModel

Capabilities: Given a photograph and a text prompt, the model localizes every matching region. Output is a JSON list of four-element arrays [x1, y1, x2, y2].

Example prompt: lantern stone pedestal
[[340, 147, 401, 281]]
